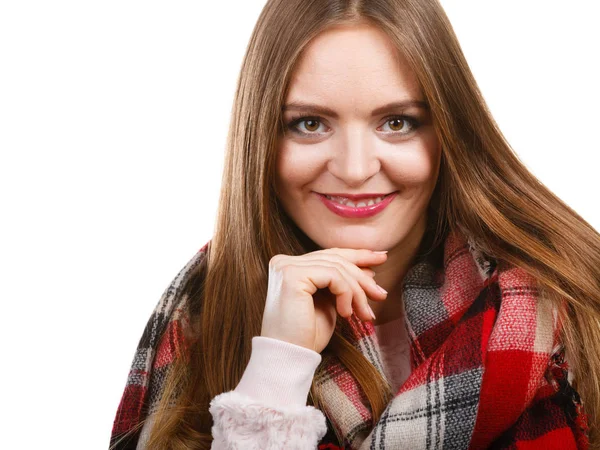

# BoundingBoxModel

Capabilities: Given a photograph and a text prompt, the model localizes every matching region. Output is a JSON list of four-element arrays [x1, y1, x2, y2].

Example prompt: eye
[[284, 114, 421, 138], [379, 116, 420, 135], [286, 116, 327, 136]]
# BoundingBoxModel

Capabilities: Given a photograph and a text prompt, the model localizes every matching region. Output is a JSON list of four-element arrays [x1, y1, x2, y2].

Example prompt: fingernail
[[373, 250, 388, 254], [377, 285, 388, 295], [368, 305, 376, 321]]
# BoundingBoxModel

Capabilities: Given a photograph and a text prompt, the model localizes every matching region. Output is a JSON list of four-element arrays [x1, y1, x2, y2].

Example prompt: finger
[[284, 260, 379, 321], [298, 265, 355, 318], [362, 267, 376, 277], [291, 256, 387, 303], [315, 260, 373, 320], [304, 248, 388, 267]]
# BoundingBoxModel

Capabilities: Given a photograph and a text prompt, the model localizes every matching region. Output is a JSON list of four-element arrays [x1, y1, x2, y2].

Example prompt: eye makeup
[[284, 114, 422, 138]]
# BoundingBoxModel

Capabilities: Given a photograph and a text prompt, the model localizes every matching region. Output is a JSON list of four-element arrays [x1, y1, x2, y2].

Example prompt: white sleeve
[[209, 336, 328, 450]]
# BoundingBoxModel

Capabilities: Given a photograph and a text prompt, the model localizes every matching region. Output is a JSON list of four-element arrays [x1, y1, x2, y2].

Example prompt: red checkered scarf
[[110, 230, 589, 449]]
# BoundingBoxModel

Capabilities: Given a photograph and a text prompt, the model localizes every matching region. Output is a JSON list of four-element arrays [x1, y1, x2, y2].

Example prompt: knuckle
[[328, 259, 344, 270], [279, 264, 296, 278], [329, 265, 344, 277], [354, 278, 367, 294], [269, 254, 285, 268], [327, 254, 345, 264]]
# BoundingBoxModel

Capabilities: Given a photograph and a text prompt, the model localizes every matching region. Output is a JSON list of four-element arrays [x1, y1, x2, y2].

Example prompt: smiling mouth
[[316, 191, 398, 218], [318, 192, 396, 208]]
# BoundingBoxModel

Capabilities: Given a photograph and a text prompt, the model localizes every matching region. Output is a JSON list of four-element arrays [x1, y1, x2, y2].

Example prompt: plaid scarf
[[110, 230, 589, 449]]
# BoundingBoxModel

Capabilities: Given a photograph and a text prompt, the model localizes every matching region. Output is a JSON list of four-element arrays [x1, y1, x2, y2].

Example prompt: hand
[[260, 248, 388, 353]]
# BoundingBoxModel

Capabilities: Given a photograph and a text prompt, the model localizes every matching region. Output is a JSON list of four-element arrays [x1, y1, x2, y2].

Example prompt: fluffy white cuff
[[209, 390, 328, 450]]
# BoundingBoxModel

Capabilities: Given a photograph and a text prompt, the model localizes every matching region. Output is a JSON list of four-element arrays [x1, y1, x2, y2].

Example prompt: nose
[[327, 129, 380, 187]]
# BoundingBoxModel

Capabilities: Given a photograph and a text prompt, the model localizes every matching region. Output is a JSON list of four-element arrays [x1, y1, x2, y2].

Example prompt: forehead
[[286, 23, 422, 109]]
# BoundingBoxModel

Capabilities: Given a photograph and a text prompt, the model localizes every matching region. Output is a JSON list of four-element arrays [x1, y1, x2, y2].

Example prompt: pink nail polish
[[368, 305, 376, 320]]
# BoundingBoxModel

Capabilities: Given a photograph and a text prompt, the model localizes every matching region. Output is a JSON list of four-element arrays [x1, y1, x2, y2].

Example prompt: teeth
[[325, 194, 387, 207]]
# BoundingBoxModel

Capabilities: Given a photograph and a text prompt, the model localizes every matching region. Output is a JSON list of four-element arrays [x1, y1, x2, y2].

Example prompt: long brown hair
[[142, 0, 600, 447]]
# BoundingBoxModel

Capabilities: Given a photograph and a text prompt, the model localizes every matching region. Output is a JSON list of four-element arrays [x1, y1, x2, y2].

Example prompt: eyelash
[[285, 114, 422, 138]]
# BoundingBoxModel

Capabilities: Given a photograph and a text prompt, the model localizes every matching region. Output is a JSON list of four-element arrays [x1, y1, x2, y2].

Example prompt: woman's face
[[276, 23, 441, 252]]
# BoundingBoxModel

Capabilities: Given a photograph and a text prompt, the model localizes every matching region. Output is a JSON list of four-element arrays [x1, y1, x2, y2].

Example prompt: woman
[[110, 0, 600, 448]]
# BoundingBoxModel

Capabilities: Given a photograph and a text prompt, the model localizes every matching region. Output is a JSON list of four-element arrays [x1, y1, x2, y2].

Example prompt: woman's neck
[[368, 215, 428, 325]]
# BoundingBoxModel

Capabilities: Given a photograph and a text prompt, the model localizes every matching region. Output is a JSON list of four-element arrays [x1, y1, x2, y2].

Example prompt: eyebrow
[[281, 99, 429, 118]]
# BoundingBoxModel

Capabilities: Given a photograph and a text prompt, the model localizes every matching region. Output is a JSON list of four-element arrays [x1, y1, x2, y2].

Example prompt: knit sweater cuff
[[234, 336, 322, 408]]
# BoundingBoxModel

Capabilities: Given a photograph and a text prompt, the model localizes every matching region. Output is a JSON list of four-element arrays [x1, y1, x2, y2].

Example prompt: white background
[[1, 1, 598, 448]]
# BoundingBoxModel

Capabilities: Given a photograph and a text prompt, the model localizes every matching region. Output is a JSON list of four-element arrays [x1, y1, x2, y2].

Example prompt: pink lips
[[316, 192, 397, 218]]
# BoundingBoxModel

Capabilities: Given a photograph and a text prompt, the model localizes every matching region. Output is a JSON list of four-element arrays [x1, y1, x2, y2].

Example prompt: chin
[[313, 229, 402, 251]]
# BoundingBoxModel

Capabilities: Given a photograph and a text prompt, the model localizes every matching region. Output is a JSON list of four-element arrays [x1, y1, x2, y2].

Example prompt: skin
[[262, 249, 389, 352], [274, 22, 442, 326]]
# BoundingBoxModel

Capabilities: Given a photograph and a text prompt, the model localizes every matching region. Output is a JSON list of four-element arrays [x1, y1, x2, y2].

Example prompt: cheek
[[386, 148, 440, 186], [276, 143, 324, 195]]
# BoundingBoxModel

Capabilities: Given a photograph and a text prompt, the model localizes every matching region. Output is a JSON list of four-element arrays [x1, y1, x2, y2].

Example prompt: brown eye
[[304, 119, 320, 132], [286, 116, 326, 136], [388, 118, 407, 132], [380, 116, 420, 136]]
